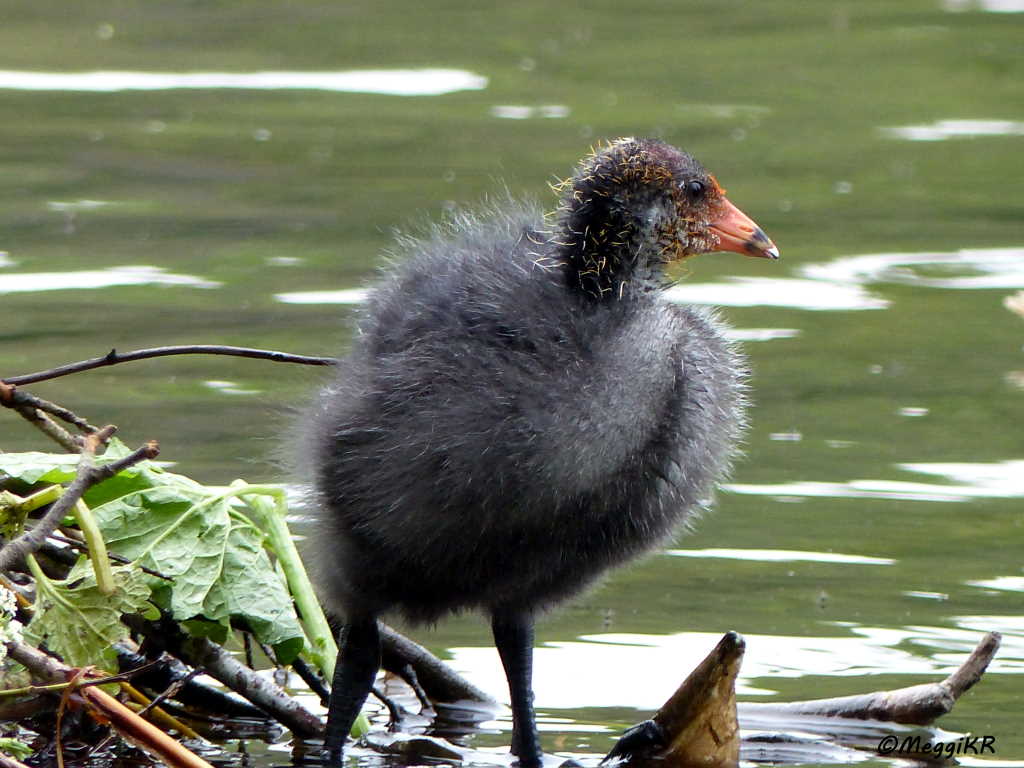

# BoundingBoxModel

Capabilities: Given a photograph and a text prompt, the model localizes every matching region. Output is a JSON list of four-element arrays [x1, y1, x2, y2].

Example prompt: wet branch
[[739, 631, 1002, 725], [6, 641, 215, 768], [126, 616, 324, 738], [3, 345, 337, 386]]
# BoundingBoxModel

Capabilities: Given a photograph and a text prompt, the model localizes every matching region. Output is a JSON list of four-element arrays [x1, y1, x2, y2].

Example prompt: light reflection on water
[[447, 623, 1018, 711], [665, 279, 888, 311], [881, 119, 1024, 140], [0, 69, 488, 96], [968, 577, 1024, 593], [944, 0, 1024, 13], [490, 105, 571, 120], [803, 246, 1024, 289], [666, 548, 895, 565], [0, 265, 220, 293], [203, 380, 262, 396], [725, 459, 1024, 503]]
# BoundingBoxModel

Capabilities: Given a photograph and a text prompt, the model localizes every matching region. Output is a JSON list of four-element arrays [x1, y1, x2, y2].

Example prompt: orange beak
[[708, 197, 779, 259]]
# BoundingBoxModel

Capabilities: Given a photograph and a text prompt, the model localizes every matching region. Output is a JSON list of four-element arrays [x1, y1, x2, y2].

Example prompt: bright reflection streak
[[490, 105, 571, 120], [803, 246, 1024, 289], [899, 460, 1024, 492], [447, 624, 1016, 710], [725, 480, 976, 502], [0, 266, 220, 294], [276, 288, 368, 304], [945, 0, 1024, 12], [968, 577, 1024, 592], [203, 380, 261, 396], [881, 119, 1024, 140], [724, 328, 801, 342], [0, 69, 488, 96], [665, 278, 887, 310], [666, 548, 894, 565], [725, 460, 1024, 503]]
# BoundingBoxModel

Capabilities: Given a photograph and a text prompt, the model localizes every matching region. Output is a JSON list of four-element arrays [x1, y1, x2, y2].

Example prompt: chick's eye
[[683, 180, 705, 199]]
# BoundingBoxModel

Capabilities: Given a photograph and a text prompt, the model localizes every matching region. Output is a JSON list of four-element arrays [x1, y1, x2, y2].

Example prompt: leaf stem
[[72, 499, 115, 596]]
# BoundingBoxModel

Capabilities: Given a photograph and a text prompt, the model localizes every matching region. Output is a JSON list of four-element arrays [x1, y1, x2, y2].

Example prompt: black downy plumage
[[302, 138, 779, 766]]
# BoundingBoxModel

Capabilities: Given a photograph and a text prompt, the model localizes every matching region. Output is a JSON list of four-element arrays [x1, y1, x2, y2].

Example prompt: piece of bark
[[605, 631, 744, 768]]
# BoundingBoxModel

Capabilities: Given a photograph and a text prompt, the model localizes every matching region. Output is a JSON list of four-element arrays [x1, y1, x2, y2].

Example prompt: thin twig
[[3, 345, 337, 386], [0, 429, 159, 573], [0, 383, 98, 433], [0, 382, 84, 452]]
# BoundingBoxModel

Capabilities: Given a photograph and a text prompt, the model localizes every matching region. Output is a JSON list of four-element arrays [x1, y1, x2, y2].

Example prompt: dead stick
[[4, 344, 337, 386], [0, 382, 84, 452], [380, 622, 495, 704], [126, 616, 324, 738], [739, 632, 1002, 726], [0, 382, 98, 433]]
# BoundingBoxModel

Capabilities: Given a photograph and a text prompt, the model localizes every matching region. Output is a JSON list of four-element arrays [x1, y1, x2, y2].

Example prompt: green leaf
[[0, 452, 80, 485], [90, 469, 305, 656], [3, 443, 307, 661], [94, 487, 232, 619], [201, 517, 306, 664], [180, 618, 229, 644], [25, 559, 152, 670]]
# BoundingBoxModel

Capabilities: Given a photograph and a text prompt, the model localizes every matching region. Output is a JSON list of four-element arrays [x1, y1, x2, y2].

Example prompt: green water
[[1, 1, 1022, 764]]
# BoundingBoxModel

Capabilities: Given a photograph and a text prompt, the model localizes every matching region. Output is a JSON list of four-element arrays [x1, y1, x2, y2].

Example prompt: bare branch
[[0, 382, 85, 452], [126, 616, 324, 738], [0, 429, 159, 573], [4, 345, 337, 386]]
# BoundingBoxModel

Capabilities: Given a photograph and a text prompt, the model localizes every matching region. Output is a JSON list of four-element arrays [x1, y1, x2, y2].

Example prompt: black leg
[[492, 610, 543, 768], [325, 615, 381, 763]]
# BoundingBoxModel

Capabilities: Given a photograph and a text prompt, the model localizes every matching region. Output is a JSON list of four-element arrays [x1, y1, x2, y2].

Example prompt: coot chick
[[304, 138, 778, 766]]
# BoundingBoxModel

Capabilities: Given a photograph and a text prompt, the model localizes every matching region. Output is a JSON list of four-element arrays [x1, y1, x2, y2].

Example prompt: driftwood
[[738, 630, 1000, 726], [602, 630, 1002, 768]]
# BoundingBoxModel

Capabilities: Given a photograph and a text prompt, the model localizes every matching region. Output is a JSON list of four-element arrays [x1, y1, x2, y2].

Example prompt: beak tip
[[766, 245, 780, 260]]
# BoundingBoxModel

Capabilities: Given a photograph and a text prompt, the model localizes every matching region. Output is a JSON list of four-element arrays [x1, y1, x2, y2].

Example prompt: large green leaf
[[25, 559, 152, 670], [2, 443, 307, 660], [88, 464, 306, 658], [202, 517, 306, 663], [0, 451, 80, 485]]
